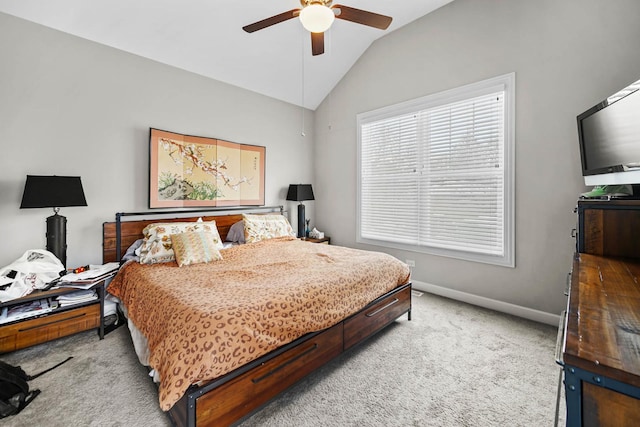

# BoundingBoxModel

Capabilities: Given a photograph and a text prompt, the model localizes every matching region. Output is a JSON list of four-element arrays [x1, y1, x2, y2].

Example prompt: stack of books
[[56, 290, 98, 307]]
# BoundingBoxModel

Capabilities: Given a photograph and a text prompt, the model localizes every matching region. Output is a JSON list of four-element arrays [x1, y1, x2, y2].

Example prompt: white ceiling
[[0, 0, 453, 109]]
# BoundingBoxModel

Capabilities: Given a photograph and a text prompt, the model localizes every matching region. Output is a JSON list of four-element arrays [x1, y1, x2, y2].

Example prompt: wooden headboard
[[102, 207, 283, 263]]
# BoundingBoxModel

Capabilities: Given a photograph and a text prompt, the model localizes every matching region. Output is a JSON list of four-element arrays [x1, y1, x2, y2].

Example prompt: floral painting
[[149, 128, 265, 208]]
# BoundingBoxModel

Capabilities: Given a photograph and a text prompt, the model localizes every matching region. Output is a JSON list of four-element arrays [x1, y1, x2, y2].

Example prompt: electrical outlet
[[406, 259, 415, 267]]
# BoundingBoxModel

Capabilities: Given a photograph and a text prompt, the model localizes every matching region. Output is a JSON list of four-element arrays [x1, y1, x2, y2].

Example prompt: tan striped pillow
[[170, 231, 223, 267]]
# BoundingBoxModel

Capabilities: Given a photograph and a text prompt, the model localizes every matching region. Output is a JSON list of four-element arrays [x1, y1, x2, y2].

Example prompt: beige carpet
[[1, 291, 565, 426]]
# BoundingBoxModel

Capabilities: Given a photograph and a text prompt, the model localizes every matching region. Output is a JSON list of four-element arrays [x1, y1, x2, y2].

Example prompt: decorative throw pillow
[[139, 221, 223, 264], [242, 214, 296, 244], [226, 220, 246, 244], [171, 232, 223, 267]]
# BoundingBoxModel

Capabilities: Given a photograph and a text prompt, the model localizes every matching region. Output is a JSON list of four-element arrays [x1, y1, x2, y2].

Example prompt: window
[[357, 73, 515, 267]]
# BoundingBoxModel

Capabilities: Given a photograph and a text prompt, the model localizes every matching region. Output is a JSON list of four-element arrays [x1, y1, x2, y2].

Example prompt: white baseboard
[[411, 280, 561, 326]]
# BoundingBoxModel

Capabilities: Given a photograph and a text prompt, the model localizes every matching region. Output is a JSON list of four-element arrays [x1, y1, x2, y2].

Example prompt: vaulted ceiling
[[0, 0, 453, 109]]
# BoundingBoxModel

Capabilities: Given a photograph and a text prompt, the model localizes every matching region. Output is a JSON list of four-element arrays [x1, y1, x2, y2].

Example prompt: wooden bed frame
[[102, 208, 412, 427]]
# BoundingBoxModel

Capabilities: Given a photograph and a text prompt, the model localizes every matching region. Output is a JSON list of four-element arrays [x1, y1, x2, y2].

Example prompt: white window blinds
[[357, 73, 514, 267]]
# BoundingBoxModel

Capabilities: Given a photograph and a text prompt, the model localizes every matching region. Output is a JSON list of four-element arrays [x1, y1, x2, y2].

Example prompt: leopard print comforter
[[107, 237, 410, 410]]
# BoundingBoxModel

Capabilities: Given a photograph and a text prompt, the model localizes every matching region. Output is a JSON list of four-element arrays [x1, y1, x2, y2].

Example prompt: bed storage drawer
[[194, 323, 343, 426], [0, 304, 100, 353], [343, 284, 411, 350]]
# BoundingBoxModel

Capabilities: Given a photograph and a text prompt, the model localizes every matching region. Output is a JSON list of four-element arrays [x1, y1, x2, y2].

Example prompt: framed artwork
[[149, 128, 265, 208]]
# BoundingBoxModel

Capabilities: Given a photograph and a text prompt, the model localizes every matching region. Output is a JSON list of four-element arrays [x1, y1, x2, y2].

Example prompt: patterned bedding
[[107, 237, 410, 410]]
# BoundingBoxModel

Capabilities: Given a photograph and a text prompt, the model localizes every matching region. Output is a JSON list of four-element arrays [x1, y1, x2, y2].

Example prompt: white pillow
[[242, 214, 296, 244]]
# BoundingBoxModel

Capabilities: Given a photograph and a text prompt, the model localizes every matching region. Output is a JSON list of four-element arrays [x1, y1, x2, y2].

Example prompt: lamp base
[[297, 203, 306, 239], [46, 213, 67, 267]]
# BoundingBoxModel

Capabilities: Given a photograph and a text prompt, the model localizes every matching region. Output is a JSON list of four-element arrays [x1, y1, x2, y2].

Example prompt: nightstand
[[304, 236, 330, 244], [0, 274, 114, 353]]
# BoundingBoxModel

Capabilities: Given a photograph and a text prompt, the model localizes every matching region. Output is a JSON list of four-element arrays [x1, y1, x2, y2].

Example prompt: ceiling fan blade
[[332, 5, 392, 30], [243, 9, 300, 33], [311, 32, 324, 56]]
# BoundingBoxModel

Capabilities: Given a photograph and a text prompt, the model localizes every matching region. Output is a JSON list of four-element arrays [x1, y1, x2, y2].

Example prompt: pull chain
[[301, 30, 306, 137]]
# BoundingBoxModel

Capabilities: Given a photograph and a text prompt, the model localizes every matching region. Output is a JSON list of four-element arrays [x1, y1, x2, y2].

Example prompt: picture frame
[[149, 128, 265, 208]]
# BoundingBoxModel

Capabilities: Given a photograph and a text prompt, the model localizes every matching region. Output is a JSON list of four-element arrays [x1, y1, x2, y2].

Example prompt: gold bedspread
[[107, 237, 410, 410]]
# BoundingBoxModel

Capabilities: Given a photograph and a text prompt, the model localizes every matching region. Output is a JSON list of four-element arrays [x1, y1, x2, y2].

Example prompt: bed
[[102, 207, 412, 426]]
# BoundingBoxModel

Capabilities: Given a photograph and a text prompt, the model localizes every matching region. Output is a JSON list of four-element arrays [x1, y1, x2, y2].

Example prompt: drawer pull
[[18, 312, 86, 332], [251, 343, 319, 384], [366, 298, 399, 317]]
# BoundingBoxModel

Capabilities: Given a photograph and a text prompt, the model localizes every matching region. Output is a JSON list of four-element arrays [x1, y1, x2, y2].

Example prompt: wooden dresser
[[560, 199, 640, 426]]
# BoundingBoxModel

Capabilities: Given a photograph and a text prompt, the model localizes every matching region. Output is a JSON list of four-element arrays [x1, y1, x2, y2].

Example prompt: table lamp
[[286, 184, 314, 238], [20, 175, 87, 267]]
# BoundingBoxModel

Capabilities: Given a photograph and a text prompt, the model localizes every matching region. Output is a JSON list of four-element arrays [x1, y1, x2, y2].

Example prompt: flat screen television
[[577, 78, 640, 186]]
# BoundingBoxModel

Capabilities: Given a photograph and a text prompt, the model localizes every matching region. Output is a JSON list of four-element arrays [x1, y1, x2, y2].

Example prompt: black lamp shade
[[286, 184, 314, 202], [20, 175, 87, 209]]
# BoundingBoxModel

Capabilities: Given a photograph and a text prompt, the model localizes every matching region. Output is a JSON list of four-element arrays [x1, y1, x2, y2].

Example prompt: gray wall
[[0, 13, 314, 268], [313, 0, 640, 315]]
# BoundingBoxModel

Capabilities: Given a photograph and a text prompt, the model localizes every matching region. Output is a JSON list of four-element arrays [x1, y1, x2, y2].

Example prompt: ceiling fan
[[243, 0, 392, 56]]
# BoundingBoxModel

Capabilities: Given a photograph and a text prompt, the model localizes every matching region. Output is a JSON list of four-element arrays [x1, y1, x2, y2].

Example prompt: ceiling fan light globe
[[299, 4, 335, 33]]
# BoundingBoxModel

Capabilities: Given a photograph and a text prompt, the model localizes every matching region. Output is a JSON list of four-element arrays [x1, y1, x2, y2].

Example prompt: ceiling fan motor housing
[[300, 0, 333, 7]]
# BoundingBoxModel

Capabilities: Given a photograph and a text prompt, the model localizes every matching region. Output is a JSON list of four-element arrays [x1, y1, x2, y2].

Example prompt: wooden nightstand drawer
[[0, 304, 100, 353]]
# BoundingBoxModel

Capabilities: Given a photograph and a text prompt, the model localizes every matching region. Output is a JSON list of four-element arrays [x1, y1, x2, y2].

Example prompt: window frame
[[356, 73, 515, 267]]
